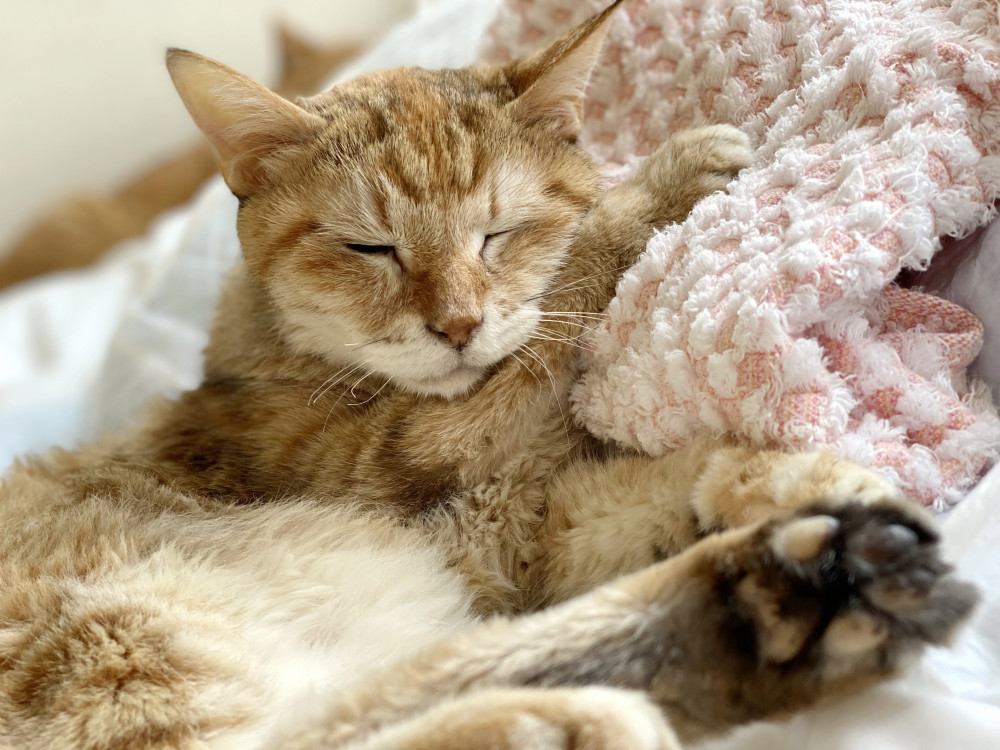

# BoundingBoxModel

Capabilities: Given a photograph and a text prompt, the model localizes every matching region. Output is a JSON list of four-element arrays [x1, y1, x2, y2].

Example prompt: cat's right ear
[[502, 0, 623, 141], [166, 49, 327, 197]]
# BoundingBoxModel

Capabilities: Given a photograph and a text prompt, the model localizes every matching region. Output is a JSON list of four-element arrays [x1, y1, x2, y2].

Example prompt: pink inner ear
[[509, 67, 587, 137], [167, 50, 326, 196]]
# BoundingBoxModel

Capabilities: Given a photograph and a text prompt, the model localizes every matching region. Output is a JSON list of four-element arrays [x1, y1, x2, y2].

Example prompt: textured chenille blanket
[[484, 0, 1000, 506]]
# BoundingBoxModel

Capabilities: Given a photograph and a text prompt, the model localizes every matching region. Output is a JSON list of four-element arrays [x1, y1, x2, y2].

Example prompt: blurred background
[[0, 0, 416, 252]]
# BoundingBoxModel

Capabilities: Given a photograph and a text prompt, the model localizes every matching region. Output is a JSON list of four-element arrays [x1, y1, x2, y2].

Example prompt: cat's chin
[[393, 365, 486, 400]]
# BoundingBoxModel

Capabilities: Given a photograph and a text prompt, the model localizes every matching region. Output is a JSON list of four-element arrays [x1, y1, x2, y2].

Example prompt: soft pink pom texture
[[482, 0, 1000, 506]]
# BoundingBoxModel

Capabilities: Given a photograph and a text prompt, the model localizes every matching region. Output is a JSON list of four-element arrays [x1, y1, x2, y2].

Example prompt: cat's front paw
[[634, 124, 753, 224], [668, 125, 753, 185], [647, 500, 978, 728]]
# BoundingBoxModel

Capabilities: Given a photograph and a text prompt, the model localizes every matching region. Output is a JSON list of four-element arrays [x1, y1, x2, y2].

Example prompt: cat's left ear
[[166, 49, 327, 197], [504, 0, 623, 141]]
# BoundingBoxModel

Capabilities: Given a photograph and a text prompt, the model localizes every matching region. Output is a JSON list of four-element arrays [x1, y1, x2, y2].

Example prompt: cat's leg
[[327, 688, 677, 750], [278, 501, 975, 748], [639, 126, 754, 222], [527, 441, 714, 605], [559, 124, 754, 315], [533, 436, 917, 604]]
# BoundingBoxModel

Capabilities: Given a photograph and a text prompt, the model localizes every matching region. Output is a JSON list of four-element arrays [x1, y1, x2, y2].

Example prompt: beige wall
[[0, 0, 414, 249]]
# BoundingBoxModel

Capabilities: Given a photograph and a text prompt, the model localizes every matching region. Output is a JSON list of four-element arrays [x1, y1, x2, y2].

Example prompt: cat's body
[[0, 4, 977, 749]]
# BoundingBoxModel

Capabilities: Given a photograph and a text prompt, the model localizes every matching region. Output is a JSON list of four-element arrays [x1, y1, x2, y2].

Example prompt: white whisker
[[521, 343, 570, 435], [536, 319, 600, 336], [538, 311, 606, 321], [323, 370, 373, 431], [508, 351, 541, 384], [309, 362, 365, 406], [343, 337, 388, 350], [530, 324, 594, 351], [349, 372, 371, 398], [529, 330, 586, 348], [529, 258, 633, 303], [349, 377, 393, 406]]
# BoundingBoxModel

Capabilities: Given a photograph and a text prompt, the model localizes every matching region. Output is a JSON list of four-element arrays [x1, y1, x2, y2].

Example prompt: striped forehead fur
[[168, 16, 611, 398]]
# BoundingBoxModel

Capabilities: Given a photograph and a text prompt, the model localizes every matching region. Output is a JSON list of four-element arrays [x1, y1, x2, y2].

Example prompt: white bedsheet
[[0, 0, 997, 747]]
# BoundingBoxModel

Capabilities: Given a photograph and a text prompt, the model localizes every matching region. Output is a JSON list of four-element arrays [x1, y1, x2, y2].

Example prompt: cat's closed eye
[[481, 231, 512, 257], [345, 243, 396, 254]]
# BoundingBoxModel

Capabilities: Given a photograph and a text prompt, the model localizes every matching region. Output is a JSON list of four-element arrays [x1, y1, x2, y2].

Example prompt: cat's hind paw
[[645, 500, 978, 728], [747, 502, 976, 670]]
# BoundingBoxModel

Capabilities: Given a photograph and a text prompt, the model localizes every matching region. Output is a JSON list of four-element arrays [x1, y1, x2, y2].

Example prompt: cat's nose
[[429, 315, 482, 351]]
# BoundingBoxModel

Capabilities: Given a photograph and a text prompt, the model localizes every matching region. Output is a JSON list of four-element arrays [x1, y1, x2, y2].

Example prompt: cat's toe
[[864, 562, 940, 612], [769, 513, 839, 561], [849, 520, 921, 567], [759, 501, 978, 667]]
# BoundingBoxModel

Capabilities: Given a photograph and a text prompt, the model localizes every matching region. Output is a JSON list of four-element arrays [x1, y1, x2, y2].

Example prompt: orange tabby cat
[[0, 26, 364, 291], [0, 4, 975, 748]]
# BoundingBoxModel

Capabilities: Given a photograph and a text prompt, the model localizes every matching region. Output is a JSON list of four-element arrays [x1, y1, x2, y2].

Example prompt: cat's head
[[168, 3, 620, 398]]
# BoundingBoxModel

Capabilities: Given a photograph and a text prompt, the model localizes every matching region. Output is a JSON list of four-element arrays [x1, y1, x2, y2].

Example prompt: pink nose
[[429, 315, 481, 350]]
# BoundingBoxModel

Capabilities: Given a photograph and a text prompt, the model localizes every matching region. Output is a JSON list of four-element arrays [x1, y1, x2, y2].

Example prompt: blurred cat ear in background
[[166, 49, 327, 197], [503, 0, 623, 141], [275, 23, 366, 98]]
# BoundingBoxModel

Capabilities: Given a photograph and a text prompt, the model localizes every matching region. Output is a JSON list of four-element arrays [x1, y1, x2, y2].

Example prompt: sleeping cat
[[0, 3, 976, 748]]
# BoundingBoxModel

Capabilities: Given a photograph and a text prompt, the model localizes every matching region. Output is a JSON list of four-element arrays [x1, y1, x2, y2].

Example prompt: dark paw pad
[[740, 502, 978, 670], [644, 500, 978, 731]]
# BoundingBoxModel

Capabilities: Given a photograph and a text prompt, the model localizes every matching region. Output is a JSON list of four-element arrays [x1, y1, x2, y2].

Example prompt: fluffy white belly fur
[[217, 546, 472, 748], [48, 501, 476, 749]]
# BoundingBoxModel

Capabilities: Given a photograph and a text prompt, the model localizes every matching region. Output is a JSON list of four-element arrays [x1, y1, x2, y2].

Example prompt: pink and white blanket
[[484, 0, 1000, 506]]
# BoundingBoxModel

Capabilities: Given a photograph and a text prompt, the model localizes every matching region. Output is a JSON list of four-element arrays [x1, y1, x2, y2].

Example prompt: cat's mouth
[[395, 363, 487, 399], [346, 309, 536, 400]]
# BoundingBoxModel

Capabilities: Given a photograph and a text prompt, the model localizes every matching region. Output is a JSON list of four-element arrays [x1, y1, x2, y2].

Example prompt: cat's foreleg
[[277, 499, 974, 749], [528, 441, 718, 605], [555, 124, 754, 317], [534, 436, 927, 605]]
